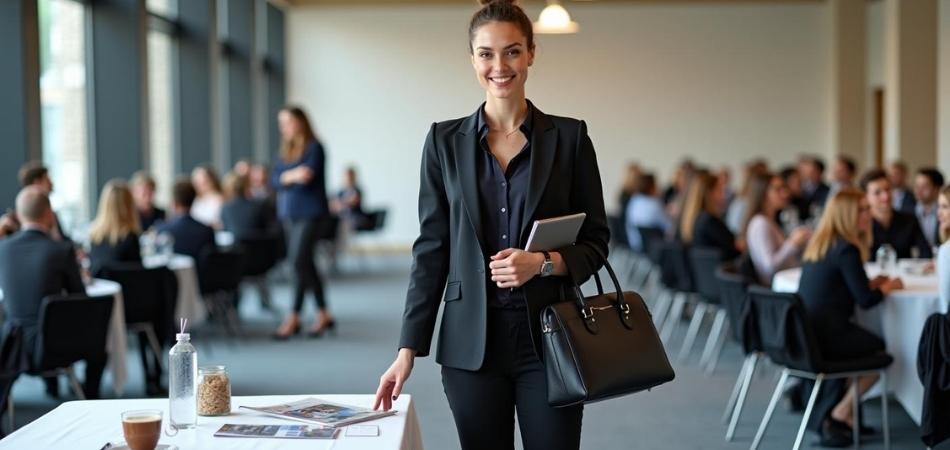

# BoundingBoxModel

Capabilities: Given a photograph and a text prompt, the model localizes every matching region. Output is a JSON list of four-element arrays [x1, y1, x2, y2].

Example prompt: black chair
[[658, 240, 696, 342], [746, 286, 892, 450], [0, 324, 26, 435], [199, 248, 246, 336], [31, 295, 114, 399], [97, 264, 177, 392], [355, 209, 387, 233], [238, 233, 283, 314], [680, 246, 727, 363], [715, 264, 760, 440]]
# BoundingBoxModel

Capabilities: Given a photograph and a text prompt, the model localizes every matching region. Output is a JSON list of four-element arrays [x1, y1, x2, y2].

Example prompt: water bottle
[[876, 244, 896, 277], [169, 321, 197, 430]]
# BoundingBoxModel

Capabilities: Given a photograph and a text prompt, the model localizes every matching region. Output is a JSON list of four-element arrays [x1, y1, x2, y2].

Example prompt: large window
[[148, 0, 177, 207], [38, 0, 89, 231]]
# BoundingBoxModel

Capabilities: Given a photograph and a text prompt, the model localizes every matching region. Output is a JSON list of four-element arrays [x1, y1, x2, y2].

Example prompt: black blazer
[[221, 197, 271, 240], [398, 103, 610, 371], [155, 215, 216, 263], [797, 240, 883, 341], [0, 229, 85, 351], [871, 211, 933, 260], [693, 211, 739, 261], [89, 233, 142, 277]]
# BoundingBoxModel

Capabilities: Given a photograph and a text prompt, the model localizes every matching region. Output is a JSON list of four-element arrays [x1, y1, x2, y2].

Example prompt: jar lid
[[198, 365, 226, 373]]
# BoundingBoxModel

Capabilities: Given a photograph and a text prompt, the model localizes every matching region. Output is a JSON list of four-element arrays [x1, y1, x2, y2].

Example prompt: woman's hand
[[489, 249, 544, 288], [279, 166, 314, 185], [789, 227, 811, 247], [373, 348, 415, 412], [879, 277, 904, 295], [869, 275, 889, 290]]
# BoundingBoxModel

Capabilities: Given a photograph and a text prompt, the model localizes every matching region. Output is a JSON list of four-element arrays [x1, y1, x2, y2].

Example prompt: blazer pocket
[[443, 281, 461, 302]]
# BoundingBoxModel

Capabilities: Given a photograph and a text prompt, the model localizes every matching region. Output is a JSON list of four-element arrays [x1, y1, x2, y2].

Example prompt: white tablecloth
[[0, 395, 423, 450], [143, 254, 206, 325], [0, 279, 129, 395], [772, 263, 948, 424]]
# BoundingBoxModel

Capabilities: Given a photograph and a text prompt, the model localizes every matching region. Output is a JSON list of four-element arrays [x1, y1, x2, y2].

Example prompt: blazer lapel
[[454, 110, 488, 253], [520, 106, 558, 244]]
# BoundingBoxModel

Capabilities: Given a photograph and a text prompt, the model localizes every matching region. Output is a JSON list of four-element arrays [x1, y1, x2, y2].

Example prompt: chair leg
[[852, 376, 860, 447], [64, 367, 85, 401], [722, 354, 751, 424], [727, 354, 758, 441], [881, 371, 889, 450], [751, 368, 789, 450], [678, 301, 707, 362], [793, 374, 824, 450], [651, 290, 672, 328], [143, 326, 164, 372], [661, 292, 687, 342], [700, 308, 727, 368], [704, 322, 730, 376], [7, 390, 14, 433]]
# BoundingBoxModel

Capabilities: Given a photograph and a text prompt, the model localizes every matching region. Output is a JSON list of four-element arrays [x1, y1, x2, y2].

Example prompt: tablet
[[525, 213, 587, 252]]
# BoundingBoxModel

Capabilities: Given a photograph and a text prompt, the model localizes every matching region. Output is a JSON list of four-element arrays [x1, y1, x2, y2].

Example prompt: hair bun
[[478, 0, 517, 6]]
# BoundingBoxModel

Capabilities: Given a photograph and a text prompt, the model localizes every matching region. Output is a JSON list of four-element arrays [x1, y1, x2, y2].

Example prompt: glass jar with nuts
[[197, 365, 231, 416]]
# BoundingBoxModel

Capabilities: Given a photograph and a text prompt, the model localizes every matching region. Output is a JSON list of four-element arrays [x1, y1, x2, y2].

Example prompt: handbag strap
[[571, 251, 633, 330]]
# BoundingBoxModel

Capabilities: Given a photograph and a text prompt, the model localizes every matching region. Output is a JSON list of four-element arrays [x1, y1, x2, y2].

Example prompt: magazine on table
[[240, 398, 396, 428], [214, 424, 339, 439]]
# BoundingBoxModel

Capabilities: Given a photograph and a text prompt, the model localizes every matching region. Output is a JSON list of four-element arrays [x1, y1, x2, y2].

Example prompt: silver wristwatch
[[539, 251, 554, 277]]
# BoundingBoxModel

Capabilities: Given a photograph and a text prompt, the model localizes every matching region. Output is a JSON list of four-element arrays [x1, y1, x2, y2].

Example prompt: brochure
[[240, 398, 396, 428], [214, 424, 339, 439]]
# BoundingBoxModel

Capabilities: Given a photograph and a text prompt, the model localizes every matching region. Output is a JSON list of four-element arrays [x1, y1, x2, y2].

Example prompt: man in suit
[[0, 187, 105, 398], [156, 179, 216, 264], [913, 167, 944, 248], [888, 161, 917, 214], [130, 171, 167, 231], [18, 162, 69, 242], [796, 155, 830, 220], [221, 173, 273, 240]]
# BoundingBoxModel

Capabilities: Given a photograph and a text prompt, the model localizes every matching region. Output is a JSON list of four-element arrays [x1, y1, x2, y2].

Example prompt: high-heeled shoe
[[307, 319, 337, 338], [272, 323, 301, 340]]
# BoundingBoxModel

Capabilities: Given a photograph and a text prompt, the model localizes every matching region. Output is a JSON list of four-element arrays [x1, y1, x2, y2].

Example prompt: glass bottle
[[168, 332, 197, 429]]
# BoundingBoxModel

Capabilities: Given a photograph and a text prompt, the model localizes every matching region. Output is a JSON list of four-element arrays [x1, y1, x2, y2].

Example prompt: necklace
[[490, 126, 522, 139]]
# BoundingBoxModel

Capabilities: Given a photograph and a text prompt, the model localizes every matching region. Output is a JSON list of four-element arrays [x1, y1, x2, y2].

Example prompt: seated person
[[861, 168, 932, 259], [88, 180, 143, 277], [913, 167, 944, 248], [0, 187, 104, 398], [331, 166, 372, 230], [130, 171, 166, 231], [679, 171, 741, 261], [19, 162, 69, 241], [190, 166, 224, 229], [221, 173, 272, 240], [625, 173, 672, 253], [156, 179, 216, 264], [797, 189, 902, 446], [741, 172, 810, 285]]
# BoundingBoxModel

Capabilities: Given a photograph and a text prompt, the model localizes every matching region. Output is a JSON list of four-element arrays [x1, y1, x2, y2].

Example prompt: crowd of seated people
[[619, 154, 945, 447]]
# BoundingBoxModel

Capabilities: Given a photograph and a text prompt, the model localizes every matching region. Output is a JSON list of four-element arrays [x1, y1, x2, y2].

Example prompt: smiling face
[[766, 176, 790, 212], [865, 177, 892, 217], [471, 21, 534, 101]]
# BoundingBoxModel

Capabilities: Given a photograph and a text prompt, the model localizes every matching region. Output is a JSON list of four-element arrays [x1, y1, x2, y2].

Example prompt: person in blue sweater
[[270, 106, 336, 339]]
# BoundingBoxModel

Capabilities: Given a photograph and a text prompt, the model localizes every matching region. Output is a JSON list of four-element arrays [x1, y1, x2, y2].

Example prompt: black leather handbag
[[541, 260, 675, 407]]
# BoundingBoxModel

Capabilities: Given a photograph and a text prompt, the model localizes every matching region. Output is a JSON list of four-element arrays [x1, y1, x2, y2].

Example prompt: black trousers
[[286, 218, 328, 313], [441, 308, 583, 450]]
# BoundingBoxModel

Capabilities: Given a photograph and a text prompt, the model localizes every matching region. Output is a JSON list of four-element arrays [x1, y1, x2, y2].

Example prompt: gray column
[[88, 0, 148, 200], [265, 3, 286, 162], [884, 0, 938, 170], [178, 0, 214, 172], [829, 0, 866, 167], [0, 0, 41, 207], [221, 0, 255, 169]]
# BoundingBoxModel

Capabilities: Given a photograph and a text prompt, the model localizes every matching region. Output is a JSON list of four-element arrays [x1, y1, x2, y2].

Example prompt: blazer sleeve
[[909, 215, 934, 258], [61, 244, 86, 295], [397, 124, 451, 357], [838, 243, 884, 310], [556, 120, 610, 285]]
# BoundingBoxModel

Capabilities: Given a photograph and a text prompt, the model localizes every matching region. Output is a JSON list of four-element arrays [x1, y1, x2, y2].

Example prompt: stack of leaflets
[[215, 424, 339, 439], [240, 398, 396, 428]]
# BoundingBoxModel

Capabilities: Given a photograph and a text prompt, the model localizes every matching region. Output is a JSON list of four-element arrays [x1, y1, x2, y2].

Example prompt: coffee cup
[[121, 410, 162, 450]]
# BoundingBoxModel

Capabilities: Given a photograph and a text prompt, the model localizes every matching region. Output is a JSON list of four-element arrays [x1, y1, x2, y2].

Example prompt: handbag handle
[[571, 258, 633, 330]]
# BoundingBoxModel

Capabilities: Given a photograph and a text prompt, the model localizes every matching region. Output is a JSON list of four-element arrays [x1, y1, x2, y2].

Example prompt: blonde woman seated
[[741, 172, 810, 285], [797, 189, 902, 446], [88, 180, 142, 277], [679, 171, 742, 260]]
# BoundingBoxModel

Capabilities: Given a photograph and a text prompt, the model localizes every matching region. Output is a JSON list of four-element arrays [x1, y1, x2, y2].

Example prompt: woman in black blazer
[[373, 2, 609, 449], [88, 180, 143, 277], [797, 189, 902, 446], [679, 171, 741, 260]]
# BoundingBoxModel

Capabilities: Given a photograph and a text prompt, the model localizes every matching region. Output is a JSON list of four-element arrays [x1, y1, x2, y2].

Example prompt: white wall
[[287, 2, 832, 245], [940, 0, 950, 171]]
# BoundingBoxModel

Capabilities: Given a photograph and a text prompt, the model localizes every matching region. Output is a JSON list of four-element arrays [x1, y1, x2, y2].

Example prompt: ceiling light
[[533, 1, 579, 35]]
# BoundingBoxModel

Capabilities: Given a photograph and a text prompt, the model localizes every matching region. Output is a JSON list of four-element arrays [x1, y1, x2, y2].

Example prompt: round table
[[143, 254, 206, 325], [772, 260, 948, 424]]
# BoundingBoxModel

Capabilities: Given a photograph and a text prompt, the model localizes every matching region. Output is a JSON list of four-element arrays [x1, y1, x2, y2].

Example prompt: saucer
[[105, 444, 178, 450]]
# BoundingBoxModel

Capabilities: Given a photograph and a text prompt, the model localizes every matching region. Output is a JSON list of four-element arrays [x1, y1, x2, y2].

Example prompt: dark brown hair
[[172, 178, 197, 209], [18, 162, 48, 187], [469, 0, 535, 54], [279, 105, 318, 163], [859, 168, 887, 192]]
